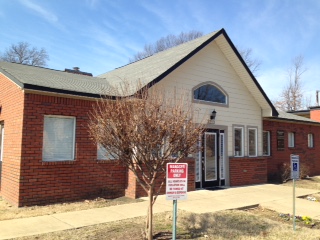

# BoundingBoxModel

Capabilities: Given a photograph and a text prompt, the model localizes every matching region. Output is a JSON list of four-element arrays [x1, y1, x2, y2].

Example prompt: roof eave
[[140, 28, 279, 117], [264, 116, 320, 125], [0, 68, 24, 89], [220, 30, 279, 117], [23, 84, 117, 100]]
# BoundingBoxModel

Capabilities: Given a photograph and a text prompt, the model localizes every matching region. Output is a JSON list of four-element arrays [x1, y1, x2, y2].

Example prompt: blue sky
[[1, 0, 320, 102]]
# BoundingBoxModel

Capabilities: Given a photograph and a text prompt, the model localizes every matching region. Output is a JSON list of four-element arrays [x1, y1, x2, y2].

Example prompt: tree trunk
[[145, 187, 154, 240]]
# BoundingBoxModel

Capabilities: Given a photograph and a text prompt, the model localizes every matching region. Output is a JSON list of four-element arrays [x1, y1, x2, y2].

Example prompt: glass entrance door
[[195, 129, 225, 188]]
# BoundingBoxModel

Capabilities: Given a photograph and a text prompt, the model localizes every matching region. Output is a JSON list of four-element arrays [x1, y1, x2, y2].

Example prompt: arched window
[[193, 83, 227, 104]]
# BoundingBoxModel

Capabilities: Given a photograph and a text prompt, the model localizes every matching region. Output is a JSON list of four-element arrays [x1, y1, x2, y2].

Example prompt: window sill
[[96, 159, 118, 163], [193, 99, 228, 107], [41, 160, 76, 165]]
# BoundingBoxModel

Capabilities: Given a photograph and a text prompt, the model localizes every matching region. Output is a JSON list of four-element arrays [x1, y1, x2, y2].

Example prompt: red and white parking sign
[[166, 163, 188, 200]]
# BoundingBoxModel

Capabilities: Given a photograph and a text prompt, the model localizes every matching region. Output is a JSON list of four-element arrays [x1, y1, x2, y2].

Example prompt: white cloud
[[19, 0, 68, 33], [20, 0, 58, 23]]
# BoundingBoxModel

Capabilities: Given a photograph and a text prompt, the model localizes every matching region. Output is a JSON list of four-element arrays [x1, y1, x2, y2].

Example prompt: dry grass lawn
[[1, 175, 320, 239], [13, 210, 320, 240], [0, 197, 143, 221], [282, 175, 320, 190]]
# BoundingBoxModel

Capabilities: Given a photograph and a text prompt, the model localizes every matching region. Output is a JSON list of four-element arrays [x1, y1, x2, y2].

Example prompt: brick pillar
[[125, 168, 138, 198]]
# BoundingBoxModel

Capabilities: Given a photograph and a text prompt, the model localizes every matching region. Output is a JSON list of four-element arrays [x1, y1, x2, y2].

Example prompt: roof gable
[[99, 28, 278, 116], [265, 110, 320, 125], [0, 29, 278, 117]]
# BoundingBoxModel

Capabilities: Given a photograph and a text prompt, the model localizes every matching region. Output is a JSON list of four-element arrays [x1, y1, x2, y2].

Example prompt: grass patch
[[245, 206, 320, 230], [281, 176, 320, 190], [0, 196, 143, 221], [12, 210, 320, 240], [2, 176, 320, 239]]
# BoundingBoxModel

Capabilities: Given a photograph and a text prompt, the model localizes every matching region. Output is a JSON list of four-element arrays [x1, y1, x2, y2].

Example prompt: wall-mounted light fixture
[[210, 109, 217, 123]]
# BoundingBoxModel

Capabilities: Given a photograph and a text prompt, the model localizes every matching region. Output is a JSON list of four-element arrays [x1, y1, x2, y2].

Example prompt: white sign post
[[290, 154, 300, 231], [166, 163, 188, 240]]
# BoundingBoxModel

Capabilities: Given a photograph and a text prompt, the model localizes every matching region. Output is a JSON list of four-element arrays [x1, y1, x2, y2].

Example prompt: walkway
[[0, 184, 319, 239]]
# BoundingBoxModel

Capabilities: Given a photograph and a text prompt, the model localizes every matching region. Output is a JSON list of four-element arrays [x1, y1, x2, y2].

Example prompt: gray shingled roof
[[0, 31, 219, 97], [0, 61, 112, 96], [266, 110, 320, 124], [98, 31, 219, 95]]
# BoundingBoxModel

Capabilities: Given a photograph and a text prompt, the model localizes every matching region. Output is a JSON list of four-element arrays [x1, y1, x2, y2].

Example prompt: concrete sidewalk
[[0, 184, 319, 240]]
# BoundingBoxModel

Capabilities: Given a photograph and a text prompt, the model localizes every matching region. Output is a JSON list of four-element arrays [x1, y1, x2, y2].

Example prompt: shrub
[[278, 162, 310, 182]]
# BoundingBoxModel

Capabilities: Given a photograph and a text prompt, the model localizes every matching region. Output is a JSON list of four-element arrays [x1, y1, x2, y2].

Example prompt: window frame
[[308, 133, 314, 148], [248, 127, 258, 157], [233, 125, 244, 157], [0, 123, 4, 162], [262, 131, 271, 156], [192, 81, 229, 107], [42, 115, 76, 162], [288, 132, 295, 148]]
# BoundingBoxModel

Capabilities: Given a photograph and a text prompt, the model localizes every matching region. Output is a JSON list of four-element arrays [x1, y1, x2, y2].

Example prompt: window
[[277, 130, 285, 151], [308, 133, 314, 148], [263, 131, 270, 156], [97, 144, 117, 160], [234, 126, 244, 157], [194, 84, 227, 104], [43, 116, 75, 161], [248, 128, 257, 157], [288, 132, 295, 148]]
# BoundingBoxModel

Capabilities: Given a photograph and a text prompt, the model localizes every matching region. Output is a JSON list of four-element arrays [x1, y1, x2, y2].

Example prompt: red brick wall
[[0, 87, 198, 206], [0, 74, 25, 206], [18, 93, 127, 206], [263, 119, 320, 181], [229, 157, 267, 186], [125, 158, 195, 199]]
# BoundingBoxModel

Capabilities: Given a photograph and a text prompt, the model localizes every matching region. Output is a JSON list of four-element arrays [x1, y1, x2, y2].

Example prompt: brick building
[[0, 29, 319, 206], [263, 110, 320, 181]]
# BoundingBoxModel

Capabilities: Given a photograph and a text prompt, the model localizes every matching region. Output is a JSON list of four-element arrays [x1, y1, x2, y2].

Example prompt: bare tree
[[273, 55, 307, 111], [238, 47, 262, 75], [1, 42, 49, 67], [88, 84, 204, 240], [129, 31, 261, 76], [129, 30, 203, 62]]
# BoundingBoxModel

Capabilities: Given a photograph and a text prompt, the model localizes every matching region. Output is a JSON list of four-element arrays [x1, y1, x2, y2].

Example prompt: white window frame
[[308, 133, 314, 148], [288, 132, 295, 148], [0, 123, 4, 162], [220, 132, 225, 179], [97, 144, 117, 160], [263, 131, 271, 156], [234, 126, 244, 157], [248, 127, 257, 157], [192, 81, 229, 108], [42, 115, 76, 162]]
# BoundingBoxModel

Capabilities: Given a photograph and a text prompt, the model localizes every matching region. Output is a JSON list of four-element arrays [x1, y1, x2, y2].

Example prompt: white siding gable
[[156, 41, 263, 156]]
